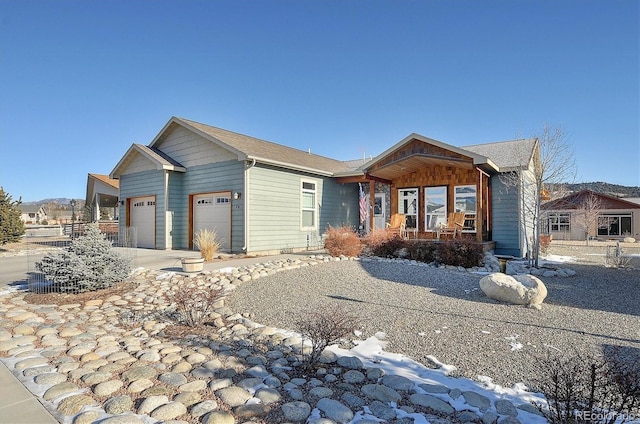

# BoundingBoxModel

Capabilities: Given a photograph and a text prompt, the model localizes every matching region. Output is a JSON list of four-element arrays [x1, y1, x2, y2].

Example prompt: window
[[197, 197, 213, 205], [598, 214, 632, 236], [548, 212, 570, 232], [398, 188, 418, 229], [301, 181, 317, 229], [425, 186, 447, 230], [454, 185, 477, 231]]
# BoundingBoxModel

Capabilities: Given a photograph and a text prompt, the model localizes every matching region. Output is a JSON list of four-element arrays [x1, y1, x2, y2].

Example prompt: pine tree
[[0, 187, 25, 244], [36, 223, 132, 293]]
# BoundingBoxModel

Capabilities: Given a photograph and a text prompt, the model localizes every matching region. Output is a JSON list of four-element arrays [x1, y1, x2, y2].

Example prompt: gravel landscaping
[[228, 243, 640, 388], [0, 241, 638, 423]]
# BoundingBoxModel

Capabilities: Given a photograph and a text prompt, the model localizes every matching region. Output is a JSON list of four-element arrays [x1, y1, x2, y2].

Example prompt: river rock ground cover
[[0, 242, 638, 423]]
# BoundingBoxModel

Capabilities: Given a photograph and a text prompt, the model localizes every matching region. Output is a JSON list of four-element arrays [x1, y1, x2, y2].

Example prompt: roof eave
[[110, 144, 186, 179], [248, 156, 337, 177]]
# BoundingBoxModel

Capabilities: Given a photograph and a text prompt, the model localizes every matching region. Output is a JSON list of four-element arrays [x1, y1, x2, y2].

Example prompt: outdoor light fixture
[[233, 192, 241, 200]]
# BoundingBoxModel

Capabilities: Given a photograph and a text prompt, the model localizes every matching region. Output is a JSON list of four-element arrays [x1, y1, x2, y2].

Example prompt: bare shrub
[[435, 239, 484, 268], [606, 243, 632, 269], [324, 226, 362, 257], [529, 347, 640, 423], [362, 229, 396, 252], [407, 241, 437, 263], [365, 233, 407, 258], [163, 284, 225, 327], [194, 228, 222, 262], [539, 235, 552, 255], [295, 305, 360, 368]]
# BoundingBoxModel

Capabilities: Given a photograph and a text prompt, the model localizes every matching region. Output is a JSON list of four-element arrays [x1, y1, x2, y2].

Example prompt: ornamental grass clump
[[194, 228, 221, 262], [36, 223, 132, 293]]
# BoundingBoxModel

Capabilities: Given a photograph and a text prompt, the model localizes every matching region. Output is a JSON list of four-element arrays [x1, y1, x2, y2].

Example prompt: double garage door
[[129, 193, 231, 250]]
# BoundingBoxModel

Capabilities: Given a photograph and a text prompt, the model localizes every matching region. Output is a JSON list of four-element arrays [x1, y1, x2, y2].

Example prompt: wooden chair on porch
[[386, 213, 406, 239], [436, 212, 466, 240]]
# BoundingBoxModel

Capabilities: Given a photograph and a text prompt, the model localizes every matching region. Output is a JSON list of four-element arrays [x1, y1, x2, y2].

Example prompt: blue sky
[[1, 0, 638, 202]]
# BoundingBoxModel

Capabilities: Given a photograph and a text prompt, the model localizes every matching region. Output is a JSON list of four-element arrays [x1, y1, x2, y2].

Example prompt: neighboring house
[[19, 204, 48, 224], [110, 116, 539, 256], [541, 190, 640, 241], [86, 173, 120, 221]]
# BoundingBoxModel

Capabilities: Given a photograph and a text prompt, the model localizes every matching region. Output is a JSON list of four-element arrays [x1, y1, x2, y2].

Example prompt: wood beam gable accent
[[334, 174, 392, 185], [364, 138, 476, 181]]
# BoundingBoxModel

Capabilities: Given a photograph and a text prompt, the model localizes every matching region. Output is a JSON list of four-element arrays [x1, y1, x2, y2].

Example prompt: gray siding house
[[110, 116, 538, 257], [110, 117, 360, 254]]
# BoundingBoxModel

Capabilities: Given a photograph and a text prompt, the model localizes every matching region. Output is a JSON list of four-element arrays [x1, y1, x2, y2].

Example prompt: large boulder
[[479, 273, 547, 309]]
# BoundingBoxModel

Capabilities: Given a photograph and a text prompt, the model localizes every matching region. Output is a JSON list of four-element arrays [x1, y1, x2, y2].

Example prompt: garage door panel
[[194, 193, 230, 251], [131, 196, 155, 249]]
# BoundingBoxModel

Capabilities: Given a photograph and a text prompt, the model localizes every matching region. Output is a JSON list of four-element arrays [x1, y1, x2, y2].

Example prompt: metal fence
[[25, 226, 138, 294]]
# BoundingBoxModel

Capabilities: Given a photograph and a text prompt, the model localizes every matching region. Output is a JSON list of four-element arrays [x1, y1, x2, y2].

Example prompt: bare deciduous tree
[[573, 192, 604, 245], [504, 124, 576, 268]]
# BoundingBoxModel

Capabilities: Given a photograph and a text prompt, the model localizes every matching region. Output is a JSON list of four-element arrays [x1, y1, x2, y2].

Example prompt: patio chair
[[386, 213, 407, 239], [436, 212, 466, 240]]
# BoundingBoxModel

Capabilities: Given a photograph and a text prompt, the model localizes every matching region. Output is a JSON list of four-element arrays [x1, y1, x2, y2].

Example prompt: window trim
[[454, 184, 477, 232], [300, 179, 317, 230], [398, 187, 419, 229], [547, 212, 570, 233], [424, 186, 447, 231], [597, 213, 632, 236]]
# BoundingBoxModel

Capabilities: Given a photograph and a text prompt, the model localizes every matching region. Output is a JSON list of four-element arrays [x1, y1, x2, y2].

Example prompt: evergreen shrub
[[0, 187, 25, 244], [36, 223, 132, 293]]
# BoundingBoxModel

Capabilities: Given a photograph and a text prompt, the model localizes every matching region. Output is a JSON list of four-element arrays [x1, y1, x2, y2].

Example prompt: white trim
[[300, 179, 318, 231]]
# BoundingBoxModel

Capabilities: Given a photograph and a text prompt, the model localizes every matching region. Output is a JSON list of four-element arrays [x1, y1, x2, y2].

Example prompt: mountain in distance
[[22, 198, 84, 206], [547, 182, 640, 198]]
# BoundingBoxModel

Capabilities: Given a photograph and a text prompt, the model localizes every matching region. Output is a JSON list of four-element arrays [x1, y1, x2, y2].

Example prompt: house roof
[[19, 204, 45, 214], [152, 117, 355, 176], [86, 174, 120, 207], [462, 138, 538, 171], [112, 116, 539, 180], [88, 174, 119, 189], [110, 143, 186, 178], [542, 189, 640, 210], [350, 133, 536, 179]]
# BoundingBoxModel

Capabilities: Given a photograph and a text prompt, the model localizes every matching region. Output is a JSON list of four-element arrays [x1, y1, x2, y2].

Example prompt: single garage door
[[193, 192, 231, 251], [130, 196, 155, 249]]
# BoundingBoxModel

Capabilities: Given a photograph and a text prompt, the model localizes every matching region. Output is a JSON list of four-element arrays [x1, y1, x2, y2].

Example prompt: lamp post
[[70, 199, 76, 239]]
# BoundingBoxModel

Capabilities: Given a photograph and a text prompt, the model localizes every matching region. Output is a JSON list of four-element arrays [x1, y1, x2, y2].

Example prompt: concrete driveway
[[0, 246, 311, 288], [0, 247, 201, 288]]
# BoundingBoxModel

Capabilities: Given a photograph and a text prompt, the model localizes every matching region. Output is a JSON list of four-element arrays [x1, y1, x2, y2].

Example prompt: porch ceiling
[[366, 153, 474, 181]]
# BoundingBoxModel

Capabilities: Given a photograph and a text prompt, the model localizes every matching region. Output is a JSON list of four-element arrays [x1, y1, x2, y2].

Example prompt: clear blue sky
[[1, 0, 638, 202]]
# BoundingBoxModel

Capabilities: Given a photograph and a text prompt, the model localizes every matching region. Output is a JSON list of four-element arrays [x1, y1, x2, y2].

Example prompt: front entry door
[[366, 193, 386, 232]]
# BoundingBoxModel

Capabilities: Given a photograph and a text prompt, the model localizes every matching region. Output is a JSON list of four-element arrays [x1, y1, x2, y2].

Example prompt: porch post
[[369, 181, 375, 231], [476, 168, 490, 242]]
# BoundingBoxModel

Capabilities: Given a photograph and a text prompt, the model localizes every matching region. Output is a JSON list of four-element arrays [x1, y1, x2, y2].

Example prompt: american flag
[[359, 183, 368, 224]]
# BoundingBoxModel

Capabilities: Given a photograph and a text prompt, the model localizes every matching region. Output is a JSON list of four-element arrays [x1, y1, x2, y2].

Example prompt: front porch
[[337, 134, 497, 244]]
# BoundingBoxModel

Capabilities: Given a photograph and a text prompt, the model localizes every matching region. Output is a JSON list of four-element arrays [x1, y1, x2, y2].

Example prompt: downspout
[[164, 170, 170, 249], [242, 159, 256, 252]]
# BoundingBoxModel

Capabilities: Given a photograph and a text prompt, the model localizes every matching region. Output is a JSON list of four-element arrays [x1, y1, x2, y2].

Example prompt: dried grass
[[194, 228, 222, 262]]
